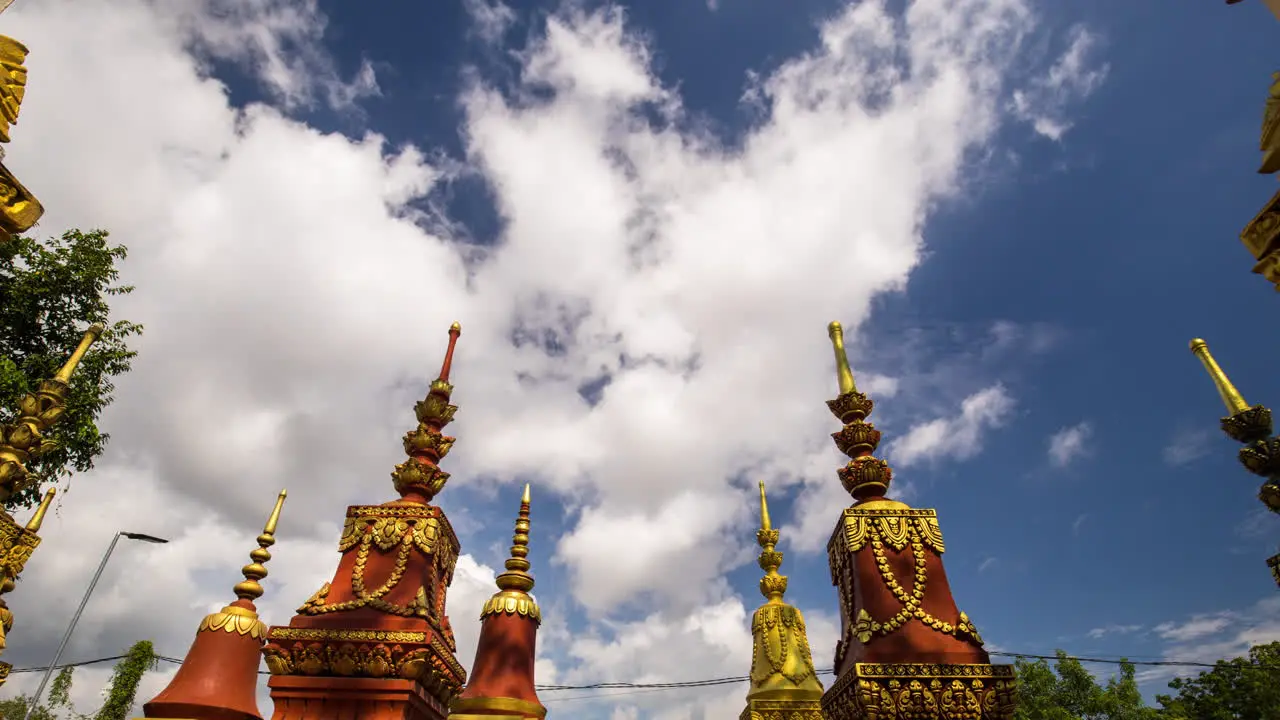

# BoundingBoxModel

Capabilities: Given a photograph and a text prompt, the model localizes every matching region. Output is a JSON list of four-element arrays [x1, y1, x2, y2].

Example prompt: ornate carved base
[[268, 674, 447, 720], [740, 698, 826, 720], [821, 663, 1016, 720], [263, 626, 465, 713]]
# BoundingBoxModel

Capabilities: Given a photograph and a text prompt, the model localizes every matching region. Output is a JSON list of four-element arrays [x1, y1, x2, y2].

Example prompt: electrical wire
[[8, 650, 1276, 691]]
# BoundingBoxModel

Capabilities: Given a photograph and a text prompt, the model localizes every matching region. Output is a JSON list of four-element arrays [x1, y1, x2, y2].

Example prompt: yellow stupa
[[741, 482, 826, 720]]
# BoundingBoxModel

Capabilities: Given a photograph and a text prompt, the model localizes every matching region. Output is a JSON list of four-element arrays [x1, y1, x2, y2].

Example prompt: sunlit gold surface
[[0, 160, 43, 238], [1190, 339, 1250, 415], [822, 663, 1016, 720], [481, 483, 541, 624], [741, 483, 825, 720], [825, 321, 893, 501], [0, 35, 27, 145], [828, 322, 857, 396], [197, 489, 287, 640], [0, 323, 104, 503]]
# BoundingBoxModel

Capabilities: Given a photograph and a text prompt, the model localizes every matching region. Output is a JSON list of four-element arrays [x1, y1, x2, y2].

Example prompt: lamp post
[[23, 531, 168, 720]]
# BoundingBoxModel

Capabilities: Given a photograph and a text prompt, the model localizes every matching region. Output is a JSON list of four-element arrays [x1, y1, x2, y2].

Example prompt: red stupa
[[449, 484, 545, 719], [260, 323, 469, 720], [138, 489, 288, 720], [820, 321, 1017, 720]]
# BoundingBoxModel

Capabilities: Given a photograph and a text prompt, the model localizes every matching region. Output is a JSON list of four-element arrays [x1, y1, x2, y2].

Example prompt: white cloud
[[1163, 426, 1214, 467], [887, 384, 1015, 468], [1048, 421, 1092, 468], [1139, 597, 1280, 686], [1086, 623, 1143, 640], [463, 0, 517, 45], [0, 0, 1101, 716], [1011, 24, 1108, 141]]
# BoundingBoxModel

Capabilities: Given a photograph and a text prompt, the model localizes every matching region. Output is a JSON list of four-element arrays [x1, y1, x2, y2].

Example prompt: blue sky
[[2, 0, 1279, 718]]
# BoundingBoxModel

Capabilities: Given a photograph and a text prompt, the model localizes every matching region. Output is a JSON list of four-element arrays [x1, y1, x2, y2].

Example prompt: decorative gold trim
[[739, 699, 825, 720], [198, 606, 266, 640], [267, 627, 428, 643], [823, 663, 1017, 720], [479, 591, 541, 623], [450, 696, 547, 718]]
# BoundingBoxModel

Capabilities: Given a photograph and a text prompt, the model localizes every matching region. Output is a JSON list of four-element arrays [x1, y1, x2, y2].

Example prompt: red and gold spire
[[450, 484, 545, 720], [264, 323, 468, 720], [140, 490, 287, 720], [393, 321, 462, 504], [820, 321, 1017, 720]]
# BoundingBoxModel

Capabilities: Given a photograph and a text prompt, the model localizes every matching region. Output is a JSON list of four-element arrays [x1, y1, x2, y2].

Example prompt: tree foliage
[[0, 229, 142, 510], [0, 665, 90, 720], [1013, 650, 1159, 720], [1155, 642, 1280, 720], [92, 640, 156, 720]]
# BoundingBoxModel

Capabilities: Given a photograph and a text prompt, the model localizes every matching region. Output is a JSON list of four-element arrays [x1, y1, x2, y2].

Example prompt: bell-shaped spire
[[742, 482, 824, 712], [392, 323, 462, 503], [451, 484, 545, 719], [142, 490, 287, 720]]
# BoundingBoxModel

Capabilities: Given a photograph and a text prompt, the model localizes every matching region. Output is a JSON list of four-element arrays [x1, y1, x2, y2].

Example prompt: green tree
[[0, 229, 142, 510], [93, 640, 156, 720], [0, 664, 91, 720], [1013, 650, 1159, 720], [1155, 641, 1280, 720]]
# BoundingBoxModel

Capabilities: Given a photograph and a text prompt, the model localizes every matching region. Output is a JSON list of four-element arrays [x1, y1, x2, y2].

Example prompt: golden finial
[[828, 321, 857, 396], [232, 489, 286, 601], [481, 484, 541, 623], [52, 323, 104, 385], [23, 488, 53, 532], [1190, 338, 1250, 415], [756, 482, 786, 604], [758, 481, 771, 532], [495, 484, 535, 594]]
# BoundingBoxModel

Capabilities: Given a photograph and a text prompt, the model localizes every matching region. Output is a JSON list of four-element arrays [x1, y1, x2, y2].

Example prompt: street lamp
[[23, 530, 168, 720]]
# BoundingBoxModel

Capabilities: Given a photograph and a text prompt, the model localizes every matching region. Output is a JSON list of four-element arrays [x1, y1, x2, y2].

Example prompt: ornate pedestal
[[262, 503, 467, 720], [822, 663, 1016, 720]]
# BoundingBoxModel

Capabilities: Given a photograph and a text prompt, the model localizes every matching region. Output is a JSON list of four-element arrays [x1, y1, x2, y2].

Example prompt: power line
[[7, 649, 1276, 692]]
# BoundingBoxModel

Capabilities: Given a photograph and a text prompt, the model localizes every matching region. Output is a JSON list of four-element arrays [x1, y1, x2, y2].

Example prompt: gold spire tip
[[52, 322, 106, 384], [522, 482, 530, 504], [1188, 337, 1250, 415], [494, 484, 535, 594], [827, 321, 857, 396], [450, 321, 462, 335], [25, 488, 55, 532], [758, 481, 772, 532], [233, 490, 288, 602]]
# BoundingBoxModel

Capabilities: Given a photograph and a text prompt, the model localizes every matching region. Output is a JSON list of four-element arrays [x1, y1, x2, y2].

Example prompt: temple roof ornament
[[740, 482, 824, 720], [819, 321, 1016, 720], [451, 485, 545, 719], [139, 490, 288, 720]]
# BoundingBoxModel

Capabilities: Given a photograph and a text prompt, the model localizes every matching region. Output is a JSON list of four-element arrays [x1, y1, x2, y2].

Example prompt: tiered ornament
[[263, 323, 468, 720], [740, 481, 825, 720], [138, 490, 288, 720], [0, 2, 45, 241], [449, 484, 545, 720], [820, 322, 1016, 720], [0, 323, 103, 686], [1189, 338, 1280, 587]]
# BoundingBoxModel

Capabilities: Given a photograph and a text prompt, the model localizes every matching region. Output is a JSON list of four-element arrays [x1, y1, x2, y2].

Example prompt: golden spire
[[744, 483, 824, 706], [756, 482, 786, 604], [198, 490, 286, 640], [233, 489, 286, 601], [0, 323, 105, 505], [480, 484, 541, 624], [828, 321, 857, 395], [1189, 338, 1250, 415], [392, 323, 463, 501], [23, 488, 53, 532]]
